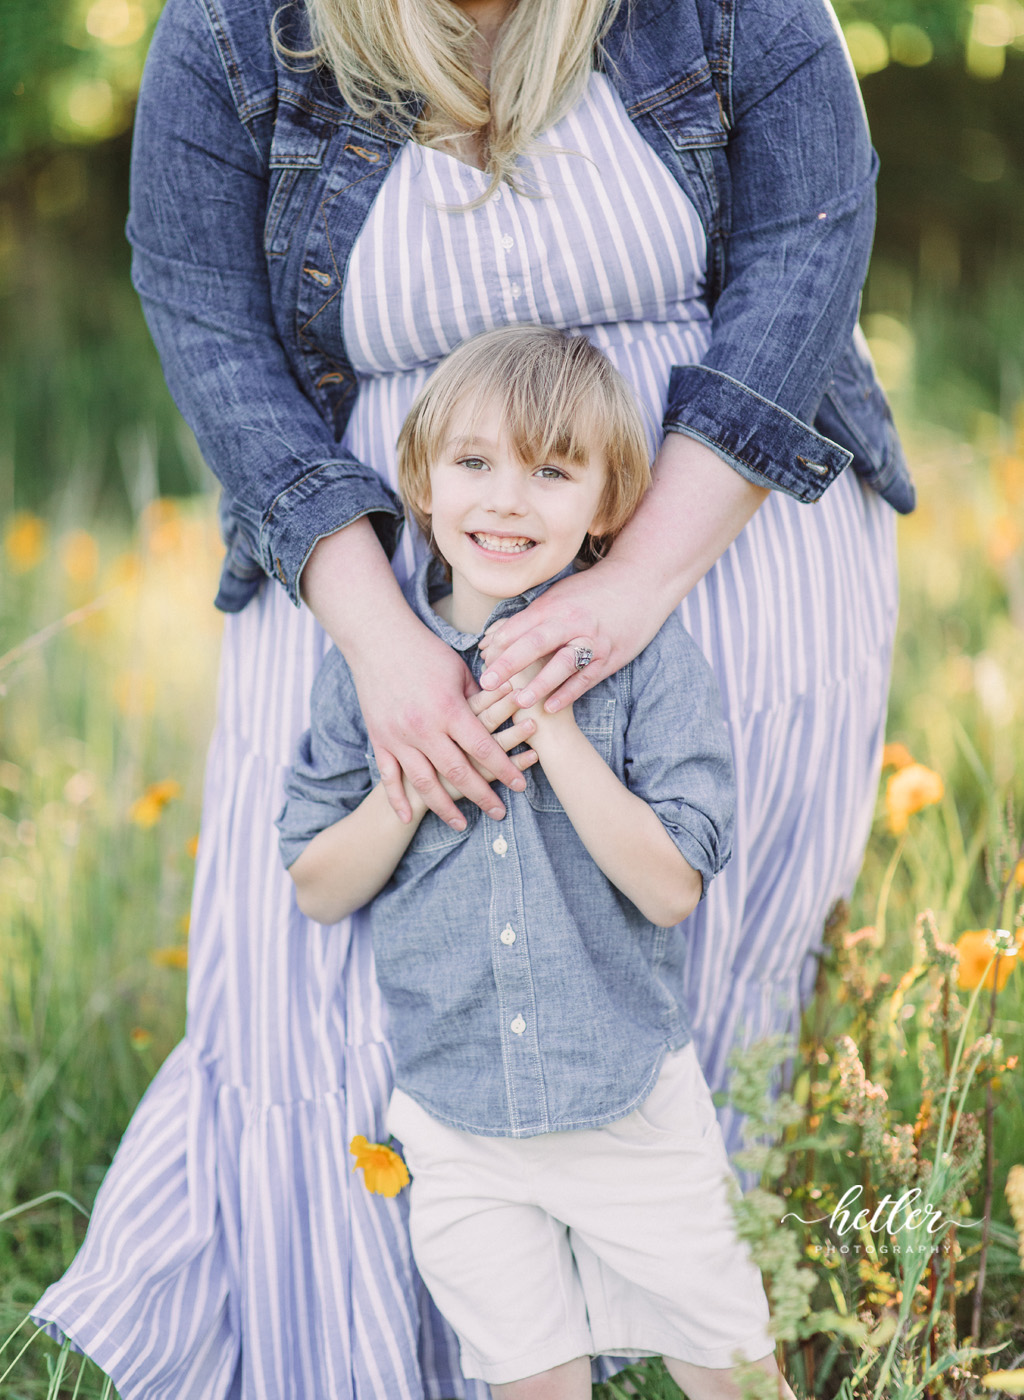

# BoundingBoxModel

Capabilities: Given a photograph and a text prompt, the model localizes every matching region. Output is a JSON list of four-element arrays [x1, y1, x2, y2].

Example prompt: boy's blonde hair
[[397, 325, 652, 569]]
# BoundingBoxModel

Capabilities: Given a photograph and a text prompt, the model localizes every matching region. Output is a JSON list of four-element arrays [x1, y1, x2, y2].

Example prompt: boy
[[277, 326, 792, 1400]]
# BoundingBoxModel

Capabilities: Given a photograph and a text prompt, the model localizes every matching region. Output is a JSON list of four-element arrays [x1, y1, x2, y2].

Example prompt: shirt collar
[[409, 556, 577, 654]]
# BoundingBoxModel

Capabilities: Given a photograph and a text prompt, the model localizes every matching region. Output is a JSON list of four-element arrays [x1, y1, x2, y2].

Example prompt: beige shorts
[[386, 1044, 774, 1385]]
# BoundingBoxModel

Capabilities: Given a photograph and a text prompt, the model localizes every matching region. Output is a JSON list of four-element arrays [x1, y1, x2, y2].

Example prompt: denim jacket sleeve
[[127, 0, 403, 609], [660, 0, 878, 502], [622, 614, 735, 897]]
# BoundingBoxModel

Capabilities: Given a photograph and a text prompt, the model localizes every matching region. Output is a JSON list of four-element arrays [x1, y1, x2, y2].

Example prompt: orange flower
[[130, 1027, 153, 1049], [882, 742, 915, 771], [130, 779, 182, 827], [1015, 859, 1024, 888], [151, 945, 188, 970], [349, 1136, 410, 1197], [885, 763, 944, 834], [4, 512, 47, 573], [955, 929, 1023, 992]]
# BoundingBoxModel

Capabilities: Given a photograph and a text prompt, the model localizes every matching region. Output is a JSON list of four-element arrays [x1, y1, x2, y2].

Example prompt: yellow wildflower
[[151, 945, 188, 970], [882, 742, 915, 771], [981, 1373, 1024, 1394], [955, 929, 1023, 992], [186, 834, 200, 859], [143, 498, 184, 555], [130, 779, 182, 828], [129, 1027, 153, 1049], [59, 529, 99, 584], [4, 512, 47, 573], [349, 1135, 410, 1197], [1015, 859, 1024, 888], [885, 762, 944, 834]]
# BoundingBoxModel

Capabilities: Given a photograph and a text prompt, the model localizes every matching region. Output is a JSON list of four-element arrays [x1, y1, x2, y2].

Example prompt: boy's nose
[[487, 468, 529, 516]]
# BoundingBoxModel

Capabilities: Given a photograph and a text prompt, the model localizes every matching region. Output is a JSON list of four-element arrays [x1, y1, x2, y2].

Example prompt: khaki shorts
[[386, 1044, 774, 1385]]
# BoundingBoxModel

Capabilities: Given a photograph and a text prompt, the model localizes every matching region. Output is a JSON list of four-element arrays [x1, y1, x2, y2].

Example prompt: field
[[1, 380, 1022, 1397]]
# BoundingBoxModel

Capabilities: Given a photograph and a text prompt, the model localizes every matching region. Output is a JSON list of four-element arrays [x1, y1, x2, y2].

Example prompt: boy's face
[[421, 396, 609, 612]]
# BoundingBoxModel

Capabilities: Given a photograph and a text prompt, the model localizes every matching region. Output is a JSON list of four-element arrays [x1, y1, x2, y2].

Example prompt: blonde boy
[[277, 326, 792, 1400]]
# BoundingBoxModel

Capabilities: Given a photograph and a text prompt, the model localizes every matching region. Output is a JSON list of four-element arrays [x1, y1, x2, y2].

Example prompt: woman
[[35, 0, 913, 1396]]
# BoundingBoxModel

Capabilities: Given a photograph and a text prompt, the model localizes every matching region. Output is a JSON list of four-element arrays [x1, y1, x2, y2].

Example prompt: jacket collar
[[409, 556, 576, 654]]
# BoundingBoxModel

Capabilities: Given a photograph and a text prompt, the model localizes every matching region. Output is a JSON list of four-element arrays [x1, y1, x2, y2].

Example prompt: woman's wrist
[[300, 516, 421, 663]]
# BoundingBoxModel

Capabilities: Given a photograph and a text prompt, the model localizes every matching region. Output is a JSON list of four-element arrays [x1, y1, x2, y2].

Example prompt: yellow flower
[[59, 529, 99, 584], [130, 779, 182, 827], [981, 1373, 1024, 1393], [349, 1135, 410, 1197], [129, 1027, 153, 1049], [1015, 859, 1024, 888], [4, 512, 47, 573], [885, 763, 944, 834], [882, 741, 915, 771], [186, 834, 200, 859], [151, 945, 188, 970], [956, 929, 1023, 992]]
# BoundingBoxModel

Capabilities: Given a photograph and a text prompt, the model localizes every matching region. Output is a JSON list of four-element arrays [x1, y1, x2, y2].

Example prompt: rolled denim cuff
[[663, 365, 853, 503], [259, 461, 405, 606]]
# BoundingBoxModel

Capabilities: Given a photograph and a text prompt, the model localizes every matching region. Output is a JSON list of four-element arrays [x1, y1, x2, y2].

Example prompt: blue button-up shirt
[[277, 560, 735, 1137]]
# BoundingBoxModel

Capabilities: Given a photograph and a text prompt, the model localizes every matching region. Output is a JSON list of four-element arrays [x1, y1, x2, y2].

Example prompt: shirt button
[[492, 836, 508, 856], [510, 1015, 526, 1035], [500, 924, 517, 945], [500, 235, 514, 251], [510, 283, 522, 300]]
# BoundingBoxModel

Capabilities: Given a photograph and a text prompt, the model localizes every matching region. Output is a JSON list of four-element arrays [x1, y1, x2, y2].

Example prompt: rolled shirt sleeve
[[275, 649, 372, 868], [623, 613, 735, 896], [663, 0, 877, 501], [127, 0, 403, 609]]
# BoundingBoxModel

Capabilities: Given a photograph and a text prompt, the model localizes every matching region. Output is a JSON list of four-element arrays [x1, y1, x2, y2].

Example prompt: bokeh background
[[1, 2, 1023, 1396]]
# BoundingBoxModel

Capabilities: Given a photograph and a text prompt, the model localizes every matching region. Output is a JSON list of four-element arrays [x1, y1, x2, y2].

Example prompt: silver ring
[[572, 645, 594, 671]]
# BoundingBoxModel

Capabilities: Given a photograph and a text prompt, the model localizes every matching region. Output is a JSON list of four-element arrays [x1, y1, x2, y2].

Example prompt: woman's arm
[[130, 0, 526, 823], [479, 0, 877, 706]]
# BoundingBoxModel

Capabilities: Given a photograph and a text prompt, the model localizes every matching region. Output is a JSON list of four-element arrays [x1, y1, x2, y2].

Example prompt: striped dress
[[35, 72, 898, 1400]]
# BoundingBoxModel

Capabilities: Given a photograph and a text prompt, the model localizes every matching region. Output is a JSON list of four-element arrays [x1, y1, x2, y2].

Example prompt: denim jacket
[[276, 559, 735, 1136], [128, 0, 915, 614]]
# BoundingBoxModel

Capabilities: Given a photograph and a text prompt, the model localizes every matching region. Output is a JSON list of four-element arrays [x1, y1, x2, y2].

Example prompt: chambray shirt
[[277, 560, 734, 1137]]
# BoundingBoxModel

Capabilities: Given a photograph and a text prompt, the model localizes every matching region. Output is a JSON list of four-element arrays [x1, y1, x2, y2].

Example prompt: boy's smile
[[422, 397, 609, 634]]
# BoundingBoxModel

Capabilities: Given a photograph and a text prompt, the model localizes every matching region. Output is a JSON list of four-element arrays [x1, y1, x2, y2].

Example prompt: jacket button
[[492, 836, 508, 856], [500, 924, 516, 945], [510, 1015, 526, 1035]]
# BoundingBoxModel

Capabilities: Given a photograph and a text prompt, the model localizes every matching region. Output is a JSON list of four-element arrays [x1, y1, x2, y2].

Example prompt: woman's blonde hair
[[290, 0, 620, 192], [397, 325, 652, 569]]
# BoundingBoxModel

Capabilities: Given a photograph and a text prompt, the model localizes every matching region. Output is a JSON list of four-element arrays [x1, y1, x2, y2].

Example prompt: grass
[[0, 394, 1022, 1394]]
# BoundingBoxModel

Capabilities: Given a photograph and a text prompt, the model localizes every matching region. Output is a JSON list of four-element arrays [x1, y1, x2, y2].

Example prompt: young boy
[[277, 326, 792, 1400]]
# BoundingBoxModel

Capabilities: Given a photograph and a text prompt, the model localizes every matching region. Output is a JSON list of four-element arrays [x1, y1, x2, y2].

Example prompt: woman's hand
[[301, 519, 528, 829], [478, 432, 769, 710]]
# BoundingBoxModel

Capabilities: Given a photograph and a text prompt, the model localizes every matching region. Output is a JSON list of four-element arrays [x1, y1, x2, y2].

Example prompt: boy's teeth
[[472, 533, 534, 553]]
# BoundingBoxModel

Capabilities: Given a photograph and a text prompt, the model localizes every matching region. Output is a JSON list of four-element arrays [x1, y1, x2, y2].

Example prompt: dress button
[[510, 1015, 526, 1035], [500, 235, 514, 251], [492, 836, 508, 856], [500, 924, 517, 945]]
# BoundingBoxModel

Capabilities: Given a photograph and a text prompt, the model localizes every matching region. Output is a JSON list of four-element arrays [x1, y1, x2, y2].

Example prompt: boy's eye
[[535, 465, 568, 481], [457, 456, 489, 471]]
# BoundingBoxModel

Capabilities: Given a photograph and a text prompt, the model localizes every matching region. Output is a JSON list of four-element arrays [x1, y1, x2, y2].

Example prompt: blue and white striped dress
[[35, 73, 898, 1399]]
